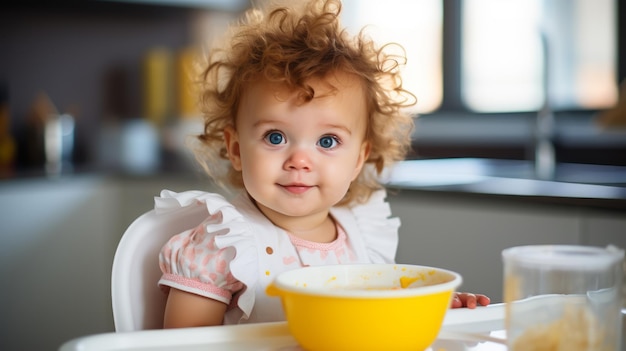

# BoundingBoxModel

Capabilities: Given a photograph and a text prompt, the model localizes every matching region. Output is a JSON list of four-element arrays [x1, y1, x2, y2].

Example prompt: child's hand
[[450, 292, 491, 309]]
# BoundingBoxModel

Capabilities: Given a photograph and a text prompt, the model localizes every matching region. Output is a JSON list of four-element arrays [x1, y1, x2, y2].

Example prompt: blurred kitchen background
[[1, 0, 625, 179], [1, 0, 625, 350]]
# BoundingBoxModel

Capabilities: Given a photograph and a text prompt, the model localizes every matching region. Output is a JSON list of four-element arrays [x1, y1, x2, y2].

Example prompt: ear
[[223, 124, 242, 171], [351, 141, 371, 181]]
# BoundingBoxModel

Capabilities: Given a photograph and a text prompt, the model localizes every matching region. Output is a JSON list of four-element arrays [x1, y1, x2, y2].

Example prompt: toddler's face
[[225, 72, 369, 222]]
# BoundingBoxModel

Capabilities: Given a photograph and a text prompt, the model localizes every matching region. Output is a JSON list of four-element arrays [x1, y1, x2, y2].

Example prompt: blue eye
[[318, 136, 338, 149], [266, 131, 285, 145]]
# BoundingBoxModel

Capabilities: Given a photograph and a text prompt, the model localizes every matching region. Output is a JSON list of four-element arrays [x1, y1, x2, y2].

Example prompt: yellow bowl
[[266, 264, 462, 351]]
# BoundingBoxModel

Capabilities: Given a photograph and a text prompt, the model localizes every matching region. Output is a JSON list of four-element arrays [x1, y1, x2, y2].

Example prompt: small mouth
[[281, 184, 312, 194]]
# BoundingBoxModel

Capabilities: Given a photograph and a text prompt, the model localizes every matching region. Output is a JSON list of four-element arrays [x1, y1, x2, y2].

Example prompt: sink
[[386, 158, 626, 187]]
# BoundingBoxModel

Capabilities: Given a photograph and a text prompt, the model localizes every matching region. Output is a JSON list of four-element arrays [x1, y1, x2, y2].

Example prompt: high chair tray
[[59, 304, 506, 351]]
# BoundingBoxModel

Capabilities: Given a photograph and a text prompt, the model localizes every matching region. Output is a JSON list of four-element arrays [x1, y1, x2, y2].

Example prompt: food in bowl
[[266, 264, 462, 351]]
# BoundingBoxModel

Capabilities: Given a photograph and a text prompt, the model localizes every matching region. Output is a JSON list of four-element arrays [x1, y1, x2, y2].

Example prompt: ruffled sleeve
[[349, 188, 400, 263], [156, 190, 260, 320]]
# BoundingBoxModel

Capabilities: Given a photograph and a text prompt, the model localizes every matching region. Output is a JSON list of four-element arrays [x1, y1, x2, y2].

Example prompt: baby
[[158, 0, 490, 328]]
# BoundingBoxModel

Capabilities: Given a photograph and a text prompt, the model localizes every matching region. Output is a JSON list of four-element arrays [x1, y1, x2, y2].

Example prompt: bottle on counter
[[0, 83, 16, 177]]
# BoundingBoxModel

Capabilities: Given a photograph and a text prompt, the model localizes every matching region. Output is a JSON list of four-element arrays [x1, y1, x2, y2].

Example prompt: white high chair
[[111, 201, 208, 332]]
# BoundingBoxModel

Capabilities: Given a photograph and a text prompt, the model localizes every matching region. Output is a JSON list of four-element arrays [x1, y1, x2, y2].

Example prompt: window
[[341, 0, 443, 114], [341, 0, 617, 114], [462, 0, 617, 112]]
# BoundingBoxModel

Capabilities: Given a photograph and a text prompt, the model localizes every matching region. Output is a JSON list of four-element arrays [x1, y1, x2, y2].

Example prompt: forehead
[[239, 71, 367, 112]]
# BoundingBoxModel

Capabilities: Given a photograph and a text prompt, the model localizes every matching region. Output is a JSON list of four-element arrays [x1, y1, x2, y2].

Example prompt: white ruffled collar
[[155, 188, 399, 323]]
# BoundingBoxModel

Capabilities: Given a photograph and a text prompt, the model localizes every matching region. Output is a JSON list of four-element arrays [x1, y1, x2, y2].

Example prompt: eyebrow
[[324, 123, 353, 135], [252, 119, 353, 135]]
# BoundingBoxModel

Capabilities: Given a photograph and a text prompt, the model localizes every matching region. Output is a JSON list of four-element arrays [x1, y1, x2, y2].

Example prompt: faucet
[[534, 29, 555, 180]]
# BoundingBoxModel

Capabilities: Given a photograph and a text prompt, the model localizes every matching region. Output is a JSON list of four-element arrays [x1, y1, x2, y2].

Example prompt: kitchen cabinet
[[389, 190, 626, 304], [0, 174, 215, 351], [101, 0, 249, 11]]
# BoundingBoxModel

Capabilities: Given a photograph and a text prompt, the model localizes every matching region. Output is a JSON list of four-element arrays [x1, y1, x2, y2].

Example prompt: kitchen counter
[[385, 158, 626, 211], [4, 157, 625, 210]]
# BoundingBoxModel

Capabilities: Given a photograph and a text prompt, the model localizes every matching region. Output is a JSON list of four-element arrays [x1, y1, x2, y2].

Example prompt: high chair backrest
[[111, 202, 208, 332]]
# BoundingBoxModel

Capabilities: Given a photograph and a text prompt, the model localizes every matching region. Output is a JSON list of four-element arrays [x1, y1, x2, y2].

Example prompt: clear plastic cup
[[502, 245, 624, 351]]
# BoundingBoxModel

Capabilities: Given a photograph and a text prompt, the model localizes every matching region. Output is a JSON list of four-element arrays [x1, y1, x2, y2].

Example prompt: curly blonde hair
[[192, 0, 416, 206]]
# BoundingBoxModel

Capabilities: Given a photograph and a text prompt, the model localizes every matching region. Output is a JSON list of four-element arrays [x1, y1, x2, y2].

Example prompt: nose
[[284, 147, 312, 171]]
